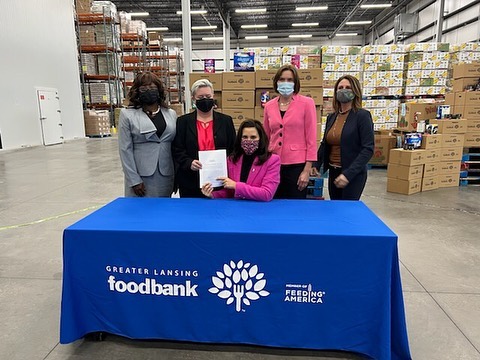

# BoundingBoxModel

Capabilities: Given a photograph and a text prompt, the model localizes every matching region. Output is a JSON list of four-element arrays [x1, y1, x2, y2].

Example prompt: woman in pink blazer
[[201, 120, 280, 202], [263, 64, 317, 199]]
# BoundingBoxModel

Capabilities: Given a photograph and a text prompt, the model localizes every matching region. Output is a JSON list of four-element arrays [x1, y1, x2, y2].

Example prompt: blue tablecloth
[[60, 198, 411, 360]]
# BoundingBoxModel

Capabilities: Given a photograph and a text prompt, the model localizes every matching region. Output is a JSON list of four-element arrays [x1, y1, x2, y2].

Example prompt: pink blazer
[[263, 94, 317, 164], [212, 154, 281, 201]]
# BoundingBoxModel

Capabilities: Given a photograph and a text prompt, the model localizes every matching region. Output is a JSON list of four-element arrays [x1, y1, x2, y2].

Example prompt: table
[[60, 198, 411, 360]]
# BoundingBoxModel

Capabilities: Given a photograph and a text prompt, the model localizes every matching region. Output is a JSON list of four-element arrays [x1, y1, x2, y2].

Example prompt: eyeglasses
[[139, 85, 158, 93]]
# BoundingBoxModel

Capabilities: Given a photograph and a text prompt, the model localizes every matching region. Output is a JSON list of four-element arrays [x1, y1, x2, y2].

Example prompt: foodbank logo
[[209, 260, 270, 312]]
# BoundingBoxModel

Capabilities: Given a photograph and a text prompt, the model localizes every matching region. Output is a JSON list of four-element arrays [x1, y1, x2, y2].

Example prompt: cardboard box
[[254, 106, 264, 122], [221, 91, 255, 108], [440, 147, 463, 161], [467, 119, 480, 132], [421, 134, 442, 149], [299, 88, 324, 105], [424, 149, 441, 163], [389, 149, 426, 166], [222, 72, 255, 90], [213, 91, 222, 108], [438, 161, 461, 174], [441, 134, 465, 148], [170, 103, 184, 117], [387, 178, 422, 195], [438, 173, 459, 188], [436, 119, 467, 134], [255, 70, 277, 88], [297, 69, 323, 87], [387, 163, 424, 180], [452, 62, 480, 79], [189, 73, 223, 90], [462, 106, 480, 119], [455, 91, 480, 107], [422, 176, 439, 191], [397, 103, 438, 132], [452, 78, 479, 92], [424, 163, 439, 177], [370, 132, 396, 165], [444, 92, 455, 106], [464, 132, 480, 147], [222, 108, 255, 125]]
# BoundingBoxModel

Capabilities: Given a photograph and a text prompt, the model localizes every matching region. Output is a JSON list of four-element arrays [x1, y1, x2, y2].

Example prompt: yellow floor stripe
[[0, 205, 101, 231]]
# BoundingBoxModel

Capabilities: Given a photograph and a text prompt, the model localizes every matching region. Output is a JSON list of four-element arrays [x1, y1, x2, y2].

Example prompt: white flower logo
[[209, 260, 270, 312]]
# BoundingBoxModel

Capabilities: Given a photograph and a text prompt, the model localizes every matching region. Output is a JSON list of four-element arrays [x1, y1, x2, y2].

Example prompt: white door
[[37, 88, 63, 145]]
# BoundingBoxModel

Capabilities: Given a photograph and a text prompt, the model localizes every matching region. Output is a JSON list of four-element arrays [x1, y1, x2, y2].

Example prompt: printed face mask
[[139, 88, 159, 105], [195, 98, 215, 112], [336, 89, 355, 103], [241, 139, 259, 155], [277, 81, 295, 96]]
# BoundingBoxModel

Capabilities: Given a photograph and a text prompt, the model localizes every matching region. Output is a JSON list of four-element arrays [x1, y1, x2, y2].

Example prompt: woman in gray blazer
[[118, 72, 177, 197]]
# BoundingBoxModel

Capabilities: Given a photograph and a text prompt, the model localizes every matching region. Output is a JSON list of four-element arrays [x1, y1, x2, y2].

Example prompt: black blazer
[[317, 108, 374, 181], [173, 110, 236, 192]]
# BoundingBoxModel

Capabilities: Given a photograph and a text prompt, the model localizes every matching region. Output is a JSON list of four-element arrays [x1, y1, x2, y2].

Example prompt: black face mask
[[139, 88, 159, 105], [195, 98, 215, 113]]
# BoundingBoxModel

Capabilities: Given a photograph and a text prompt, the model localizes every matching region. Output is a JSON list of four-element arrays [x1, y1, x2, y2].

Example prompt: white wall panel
[[0, 0, 84, 150], [369, 0, 480, 44]]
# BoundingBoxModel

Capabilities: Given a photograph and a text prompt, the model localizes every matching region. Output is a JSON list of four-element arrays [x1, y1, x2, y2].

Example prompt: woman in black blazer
[[317, 75, 374, 200], [173, 79, 236, 198]]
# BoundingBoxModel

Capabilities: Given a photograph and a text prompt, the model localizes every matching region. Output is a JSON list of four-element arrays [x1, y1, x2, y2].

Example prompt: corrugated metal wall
[[0, 0, 84, 150]]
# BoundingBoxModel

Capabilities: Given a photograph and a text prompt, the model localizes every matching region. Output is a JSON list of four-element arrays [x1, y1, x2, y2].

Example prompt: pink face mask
[[241, 139, 259, 155]]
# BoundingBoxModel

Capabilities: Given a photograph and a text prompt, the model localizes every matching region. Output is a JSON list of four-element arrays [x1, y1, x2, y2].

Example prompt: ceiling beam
[[328, 0, 368, 39], [210, 0, 238, 38]]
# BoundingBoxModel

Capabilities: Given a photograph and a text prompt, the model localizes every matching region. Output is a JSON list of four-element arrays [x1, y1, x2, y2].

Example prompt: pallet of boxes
[[83, 109, 111, 137]]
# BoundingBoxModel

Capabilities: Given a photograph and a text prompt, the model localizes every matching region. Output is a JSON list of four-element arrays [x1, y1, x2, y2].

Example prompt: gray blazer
[[118, 107, 177, 187]]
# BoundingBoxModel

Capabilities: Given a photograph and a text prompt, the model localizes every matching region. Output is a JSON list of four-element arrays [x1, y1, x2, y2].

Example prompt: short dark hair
[[127, 71, 168, 108], [333, 75, 363, 113], [231, 119, 271, 165], [273, 64, 300, 94]]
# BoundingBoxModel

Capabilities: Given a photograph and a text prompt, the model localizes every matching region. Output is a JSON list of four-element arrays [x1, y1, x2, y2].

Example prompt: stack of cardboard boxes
[[386, 118, 467, 195], [84, 110, 111, 137], [370, 129, 397, 166], [190, 70, 323, 139]]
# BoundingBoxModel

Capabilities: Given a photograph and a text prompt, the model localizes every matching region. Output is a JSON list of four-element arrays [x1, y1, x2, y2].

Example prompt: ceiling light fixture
[[176, 10, 208, 15], [295, 6, 328, 11], [202, 36, 224, 41], [289, 34, 313, 38], [235, 8, 267, 13], [163, 37, 183, 42], [360, 3, 392, 9], [192, 25, 217, 30], [245, 35, 268, 40], [336, 33, 358, 37], [129, 12, 149, 17], [292, 22, 319, 27], [346, 21, 372, 25], [241, 24, 268, 29], [146, 27, 169, 31]]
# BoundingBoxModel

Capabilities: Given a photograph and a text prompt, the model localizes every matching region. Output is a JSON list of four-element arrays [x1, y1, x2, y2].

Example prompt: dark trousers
[[275, 163, 308, 199], [179, 186, 204, 198], [328, 166, 367, 200]]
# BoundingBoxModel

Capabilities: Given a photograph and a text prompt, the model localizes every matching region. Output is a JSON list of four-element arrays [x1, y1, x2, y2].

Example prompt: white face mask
[[277, 81, 295, 96]]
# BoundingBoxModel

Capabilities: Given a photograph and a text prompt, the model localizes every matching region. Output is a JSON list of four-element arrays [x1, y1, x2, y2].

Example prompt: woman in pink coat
[[201, 120, 280, 202], [264, 64, 317, 199]]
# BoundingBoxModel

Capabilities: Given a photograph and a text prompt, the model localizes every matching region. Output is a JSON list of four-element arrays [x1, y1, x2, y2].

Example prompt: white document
[[198, 149, 228, 188]]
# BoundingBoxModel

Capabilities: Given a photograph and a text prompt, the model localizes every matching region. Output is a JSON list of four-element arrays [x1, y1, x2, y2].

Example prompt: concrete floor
[[0, 137, 479, 360]]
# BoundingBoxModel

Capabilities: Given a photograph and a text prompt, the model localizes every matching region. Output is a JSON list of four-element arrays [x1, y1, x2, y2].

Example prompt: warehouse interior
[[0, 0, 480, 359]]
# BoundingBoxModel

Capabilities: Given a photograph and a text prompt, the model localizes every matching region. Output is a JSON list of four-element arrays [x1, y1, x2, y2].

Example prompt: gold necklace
[[279, 101, 291, 106], [338, 108, 351, 115]]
